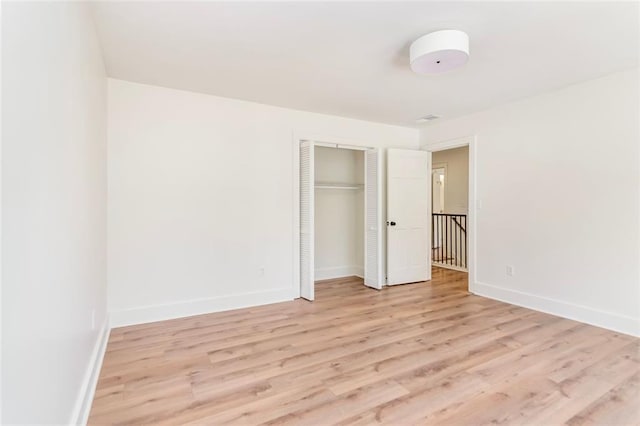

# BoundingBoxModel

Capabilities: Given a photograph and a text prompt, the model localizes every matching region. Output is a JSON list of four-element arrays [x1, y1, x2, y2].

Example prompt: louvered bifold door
[[300, 141, 315, 300], [364, 148, 383, 289]]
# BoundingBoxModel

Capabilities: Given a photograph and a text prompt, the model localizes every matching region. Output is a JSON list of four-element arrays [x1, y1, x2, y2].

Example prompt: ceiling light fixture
[[410, 30, 469, 74]]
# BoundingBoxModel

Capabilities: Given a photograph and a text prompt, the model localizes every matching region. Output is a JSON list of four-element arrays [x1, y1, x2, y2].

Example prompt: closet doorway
[[296, 139, 383, 301]]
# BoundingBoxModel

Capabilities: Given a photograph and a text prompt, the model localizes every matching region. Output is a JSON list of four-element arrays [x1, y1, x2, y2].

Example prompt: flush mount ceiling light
[[410, 30, 469, 74]]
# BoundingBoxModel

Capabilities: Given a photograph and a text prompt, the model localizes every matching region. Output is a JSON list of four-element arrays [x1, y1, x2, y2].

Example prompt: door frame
[[422, 135, 477, 293], [292, 134, 380, 299]]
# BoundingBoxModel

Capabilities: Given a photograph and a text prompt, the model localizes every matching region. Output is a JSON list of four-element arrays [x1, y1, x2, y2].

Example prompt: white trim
[[474, 281, 640, 337], [297, 133, 377, 150], [292, 134, 301, 299], [421, 136, 473, 152], [69, 317, 110, 425], [315, 265, 364, 281], [110, 288, 293, 328], [314, 141, 370, 151], [426, 151, 433, 282], [0, 2, 4, 418], [423, 135, 477, 289]]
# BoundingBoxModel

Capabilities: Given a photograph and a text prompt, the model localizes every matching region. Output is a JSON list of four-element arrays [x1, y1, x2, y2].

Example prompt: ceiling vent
[[416, 114, 440, 123]]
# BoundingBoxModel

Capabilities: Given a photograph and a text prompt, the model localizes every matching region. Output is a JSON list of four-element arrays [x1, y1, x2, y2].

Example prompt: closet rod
[[312, 141, 371, 151]]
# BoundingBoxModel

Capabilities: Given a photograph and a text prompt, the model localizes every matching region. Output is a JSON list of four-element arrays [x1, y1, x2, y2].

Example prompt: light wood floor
[[89, 268, 640, 425]]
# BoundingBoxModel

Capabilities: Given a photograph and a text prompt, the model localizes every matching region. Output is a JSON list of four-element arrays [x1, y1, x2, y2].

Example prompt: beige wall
[[432, 146, 469, 214]]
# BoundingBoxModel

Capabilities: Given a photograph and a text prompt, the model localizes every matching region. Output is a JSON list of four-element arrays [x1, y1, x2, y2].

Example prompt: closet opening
[[296, 139, 383, 301], [314, 146, 365, 296]]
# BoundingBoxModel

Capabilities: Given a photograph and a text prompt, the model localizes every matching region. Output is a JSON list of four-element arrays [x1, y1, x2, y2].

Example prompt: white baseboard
[[315, 265, 364, 281], [109, 288, 293, 328], [69, 317, 110, 425], [473, 281, 640, 337]]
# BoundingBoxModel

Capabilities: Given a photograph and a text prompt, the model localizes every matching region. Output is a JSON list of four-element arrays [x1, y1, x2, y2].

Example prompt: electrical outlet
[[506, 265, 515, 277], [258, 267, 265, 277], [91, 309, 96, 330]]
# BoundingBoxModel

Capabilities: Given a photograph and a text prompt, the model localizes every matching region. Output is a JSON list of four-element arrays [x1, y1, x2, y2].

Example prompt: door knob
[[388, 221, 396, 226]]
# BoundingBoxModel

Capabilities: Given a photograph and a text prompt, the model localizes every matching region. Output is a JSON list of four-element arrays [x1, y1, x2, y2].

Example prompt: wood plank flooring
[[89, 268, 640, 425]]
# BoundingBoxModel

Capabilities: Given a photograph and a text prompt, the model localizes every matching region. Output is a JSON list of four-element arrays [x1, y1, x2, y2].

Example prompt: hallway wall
[[432, 146, 469, 215]]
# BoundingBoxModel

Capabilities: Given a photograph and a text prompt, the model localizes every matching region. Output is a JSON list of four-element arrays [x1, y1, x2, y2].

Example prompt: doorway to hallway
[[430, 146, 469, 274]]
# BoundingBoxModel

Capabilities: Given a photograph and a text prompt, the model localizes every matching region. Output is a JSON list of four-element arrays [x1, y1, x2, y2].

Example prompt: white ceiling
[[91, 1, 639, 127]]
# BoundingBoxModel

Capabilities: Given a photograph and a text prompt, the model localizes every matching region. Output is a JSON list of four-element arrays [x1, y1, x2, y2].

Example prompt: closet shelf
[[315, 182, 364, 190]]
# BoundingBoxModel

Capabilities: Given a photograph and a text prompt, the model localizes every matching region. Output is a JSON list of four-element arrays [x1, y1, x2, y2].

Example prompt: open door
[[364, 149, 383, 289], [300, 141, 314, 300], [387, 149, 431, 285]]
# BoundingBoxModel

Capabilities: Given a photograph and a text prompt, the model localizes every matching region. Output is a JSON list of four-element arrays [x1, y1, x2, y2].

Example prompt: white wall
[[108, 79, 419, 326], [314, 147, 364, 280], [2, 2, 108, 424], [432, 146, 469, 214], [422, 69, 640, 336]]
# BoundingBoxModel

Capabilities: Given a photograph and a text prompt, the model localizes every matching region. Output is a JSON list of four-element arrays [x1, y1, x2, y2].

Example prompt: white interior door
[[387, 149, 431, 285], [300, 141, 314, 300], [364, 149, 382, 289]]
